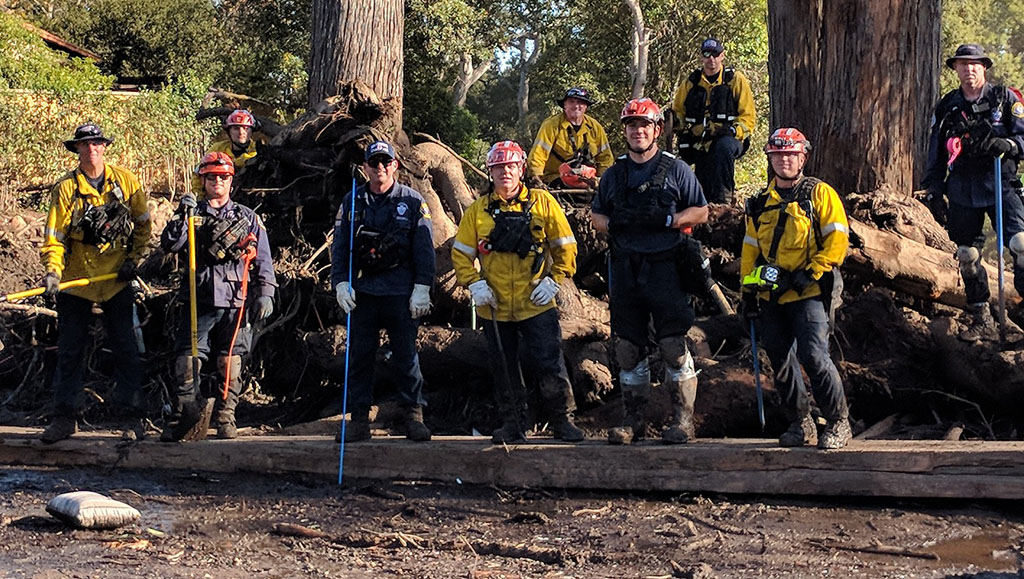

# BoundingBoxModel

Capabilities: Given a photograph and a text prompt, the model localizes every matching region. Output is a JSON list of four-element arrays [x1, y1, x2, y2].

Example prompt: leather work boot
[[662, 375, 697, 444], [214, 355, 242, 440], [161, 356, 203, 443], [41, 416, 77, 443], [779, 414, 818, 447], [959, 303, 999, 342], [608, 387, 647, 445], [550, 414, 585, 442], [405, 406, 432, 442], [336, 409, 371, 443], [491, 420, 527, 444], [818, 418, 852, 450]]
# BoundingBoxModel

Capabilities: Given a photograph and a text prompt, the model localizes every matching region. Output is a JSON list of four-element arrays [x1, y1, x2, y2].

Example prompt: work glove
[[335, 281, 356, 314], [116, 260, 138, 282], [409, 283, 431, 318], [178, 192, 198, 214], [739, 292, 760, 321], [42, 272, 60, 298], [923, 186, 947, 225], [529, 276, 559, 306], [254, 296, 274, 320], [525, 175, 547, 190], [982, 137, 1017, 157], [790, 269, 816, 294], [713, 125, 736, 139], [468, 279, 497, 308]]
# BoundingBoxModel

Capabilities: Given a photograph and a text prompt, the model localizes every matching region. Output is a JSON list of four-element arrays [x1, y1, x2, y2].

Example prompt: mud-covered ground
[[2, 465, 1023, 578]]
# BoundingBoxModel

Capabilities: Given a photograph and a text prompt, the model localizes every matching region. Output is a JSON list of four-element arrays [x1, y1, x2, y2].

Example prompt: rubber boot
[[818, 418, 852, 450], [609, 360, 650, 445], [161, 356, 202, 443], [214, 355, 242, 439], [405, 406, 431, 442], [959, 303, 998, 342], [41, 416, 77, 444], [491, 404, 528, 444], [337, 407, 371, 443], [539, 376, 584, 442], [662, 375, 697, 444]]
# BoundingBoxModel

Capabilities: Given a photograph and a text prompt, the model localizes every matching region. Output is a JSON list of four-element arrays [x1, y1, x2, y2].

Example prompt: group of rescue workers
[[35, 39, 1024, 453]]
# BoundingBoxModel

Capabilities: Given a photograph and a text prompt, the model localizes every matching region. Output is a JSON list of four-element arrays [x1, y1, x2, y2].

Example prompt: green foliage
[[0, 12, 113, 93]]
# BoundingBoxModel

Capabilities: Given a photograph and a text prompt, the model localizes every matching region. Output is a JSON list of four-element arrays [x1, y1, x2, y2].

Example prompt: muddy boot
[[779, 414, 817, 447], [818, 418, 852, 450], [662, 373, 697, 445], [213, 355, 242, 440], [539, 376, 584, 442], [404, 406, 431, 442], [959, 303, 998, 342], [161, 356, 203, 443], [491, 420, 527, 444], [550, 414, 585, 442], [609, 360, 649, 445], [337, 408, 371, 443], [41, 416, 77, 444]]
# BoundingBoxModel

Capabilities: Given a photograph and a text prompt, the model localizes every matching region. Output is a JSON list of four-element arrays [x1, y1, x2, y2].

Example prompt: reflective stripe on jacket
[[41, 164, 151, 303], [671, 68, 756, 141], [452, 185, 577, 321], [739, 177, 849, 304], [526, 112, 614, 184]]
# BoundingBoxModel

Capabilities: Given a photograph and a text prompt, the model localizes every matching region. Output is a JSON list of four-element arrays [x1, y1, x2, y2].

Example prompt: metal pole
[[995, 155, 1006, 344], [749, 319, 765, 430], [339, 176, 356, 485]]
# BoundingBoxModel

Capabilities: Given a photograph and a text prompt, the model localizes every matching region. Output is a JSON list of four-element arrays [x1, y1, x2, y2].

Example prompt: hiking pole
[[339, 175, 356, 486], [749, 319, 765, 430], [1, 273, 118, 302], [489, 304, 526, 441], [995, 154, 1006, 344], [187, 206, 201, 404]]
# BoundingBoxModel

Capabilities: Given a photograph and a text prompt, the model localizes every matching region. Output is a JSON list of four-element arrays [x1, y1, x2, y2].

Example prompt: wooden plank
[[3, 427, 1024, 499]]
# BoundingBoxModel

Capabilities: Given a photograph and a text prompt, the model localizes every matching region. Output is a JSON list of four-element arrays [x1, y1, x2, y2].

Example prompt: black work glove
[[740, 292, 760, 321], [42, 272, 60, 297], [791, 269, 816, 294], [713, 125, 736, 139], [117, 260, 138, 282], [525, 175, 547, 190], [923, 186, 947, 225], [982, 137, 1016, 157], [177, 193, 197, 215]]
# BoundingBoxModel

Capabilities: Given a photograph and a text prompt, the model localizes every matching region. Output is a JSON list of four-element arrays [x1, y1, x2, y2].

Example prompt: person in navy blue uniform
[[160, 152, 277, 441], [591, 98, 709, 446], [924, 44, 1024, 342], [331, 140, 435, 443]]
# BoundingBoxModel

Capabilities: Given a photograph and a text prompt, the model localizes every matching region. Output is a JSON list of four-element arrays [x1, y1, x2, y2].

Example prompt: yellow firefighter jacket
[[740, 176, 849, 305], [526, 112, 614, 184], [191, 138, 258, 192], [452, 185, 577, 321], [42, 164, 152, 303], [670, 67, 756, 147]]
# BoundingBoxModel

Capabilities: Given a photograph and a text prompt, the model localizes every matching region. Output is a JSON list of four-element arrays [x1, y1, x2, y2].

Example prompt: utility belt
[[353, 224, 404, 275], [198, 213, 255, 264]]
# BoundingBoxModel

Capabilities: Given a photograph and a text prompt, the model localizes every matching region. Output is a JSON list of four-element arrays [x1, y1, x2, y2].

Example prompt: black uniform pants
[[682, 136, 743, 204], [608, 253, 695, 347], [948, 193, 1024, 303]]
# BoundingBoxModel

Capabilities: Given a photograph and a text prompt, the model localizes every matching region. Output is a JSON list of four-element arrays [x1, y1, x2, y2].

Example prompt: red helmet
[[558, 162, 597, 188], [225, 109, 256, 128], [197, 151, 235, 176], [620, 98, 662, 124], [765, 128, 811, 154], [486, 140, 526, 167]]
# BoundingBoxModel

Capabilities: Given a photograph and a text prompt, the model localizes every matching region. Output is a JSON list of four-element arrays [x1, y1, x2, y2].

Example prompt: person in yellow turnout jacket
[[39, 123, 152, 443], [740, 128, 851, 450], [452, 140, 583, 444], [526, 87, 614, 189], [670, 38, 756, 204], [192, 109, 259, 193]]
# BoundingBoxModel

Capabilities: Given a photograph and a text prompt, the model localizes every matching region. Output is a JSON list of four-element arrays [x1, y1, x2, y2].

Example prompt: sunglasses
[[366, 157, 394, 168], [701, 51, 719, 58], [203, 174, 231, 181]]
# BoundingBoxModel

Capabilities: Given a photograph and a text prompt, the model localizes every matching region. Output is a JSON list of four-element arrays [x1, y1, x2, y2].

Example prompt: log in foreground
[[2, 428, 1024, 499]]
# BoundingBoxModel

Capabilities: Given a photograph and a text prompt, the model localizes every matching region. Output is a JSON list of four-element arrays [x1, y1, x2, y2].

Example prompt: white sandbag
[[46, 491, 141, 529]]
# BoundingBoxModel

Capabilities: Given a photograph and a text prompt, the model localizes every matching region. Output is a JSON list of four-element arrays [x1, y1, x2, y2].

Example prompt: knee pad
[[1009, 233, 1024, 269], [956, 245, 982, 278], [664, 347, 698, 382], [614, 339, 645, 370], [619, 358, 651, 388]]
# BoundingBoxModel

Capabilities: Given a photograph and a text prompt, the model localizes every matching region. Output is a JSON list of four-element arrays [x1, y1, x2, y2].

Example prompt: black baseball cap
[[700, 38, 724, 57]]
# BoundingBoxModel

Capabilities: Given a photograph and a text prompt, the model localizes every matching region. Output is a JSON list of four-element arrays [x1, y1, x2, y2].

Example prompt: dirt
[[2, 464, 1023, 578]]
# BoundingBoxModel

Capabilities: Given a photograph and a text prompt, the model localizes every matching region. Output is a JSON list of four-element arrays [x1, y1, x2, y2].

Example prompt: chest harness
[[352, 191, 412, 276], [71, 178, 133, 250], [479, 191, 545, 274]]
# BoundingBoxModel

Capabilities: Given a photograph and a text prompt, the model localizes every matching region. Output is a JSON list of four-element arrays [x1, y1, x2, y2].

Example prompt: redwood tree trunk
[[308, 0, 404, 130], [767, 0, 940, 194]]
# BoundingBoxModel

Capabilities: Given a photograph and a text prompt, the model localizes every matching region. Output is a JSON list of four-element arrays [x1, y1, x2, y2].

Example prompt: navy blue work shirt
[[592, 151, 707, 254], [330, 181, 435, 296], [161, 199, 277, 308], [924, 83, 1024, 208]]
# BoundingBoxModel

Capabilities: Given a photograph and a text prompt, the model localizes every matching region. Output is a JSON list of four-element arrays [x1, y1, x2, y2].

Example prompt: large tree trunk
[[624, 0, 649, 99], [308, 0, 404, 131], [767, 0, 940, 193], [516, 35, 541, 141]]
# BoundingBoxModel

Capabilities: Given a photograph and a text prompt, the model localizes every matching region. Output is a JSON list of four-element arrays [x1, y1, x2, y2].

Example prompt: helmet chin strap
[[627, 141, 656, 155]]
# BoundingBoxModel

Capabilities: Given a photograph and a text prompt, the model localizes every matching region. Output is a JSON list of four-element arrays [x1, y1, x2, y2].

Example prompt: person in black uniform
[[331, 140, 435, 443], [923, 44, 1024, 342], [591, 98, 709, 445]]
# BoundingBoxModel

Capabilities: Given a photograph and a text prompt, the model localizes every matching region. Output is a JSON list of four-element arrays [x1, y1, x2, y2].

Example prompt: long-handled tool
[[186, 206, 201, 403], [223, 235, 257, 400], [339, 176, 356, 486], [995, 154, 1006, 344], [749, 319, 765, 430], [489, 305, 526, 441], [1, 273, 118, 303]]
